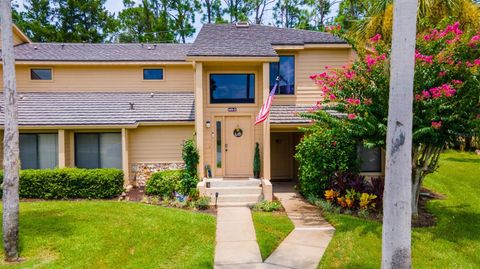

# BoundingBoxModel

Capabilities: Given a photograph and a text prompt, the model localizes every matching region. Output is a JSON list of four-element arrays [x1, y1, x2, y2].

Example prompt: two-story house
[[0, 23, 383, 204]]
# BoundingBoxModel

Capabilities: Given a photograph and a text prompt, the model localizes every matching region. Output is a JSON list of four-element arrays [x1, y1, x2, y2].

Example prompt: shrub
[[0, 168, 124, 199], [195, 196, 211, 210], [145, 170, 183, 198], [180, 138, 200, 196], [295, 126, 358, 197], [252, 200, 282, 212]]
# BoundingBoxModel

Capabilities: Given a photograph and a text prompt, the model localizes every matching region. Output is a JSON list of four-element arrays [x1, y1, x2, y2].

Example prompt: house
[[0, 23, 383, 204]]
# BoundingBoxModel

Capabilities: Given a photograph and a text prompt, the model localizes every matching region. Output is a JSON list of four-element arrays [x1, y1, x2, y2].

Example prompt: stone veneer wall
[[130, 162, 185, 187]]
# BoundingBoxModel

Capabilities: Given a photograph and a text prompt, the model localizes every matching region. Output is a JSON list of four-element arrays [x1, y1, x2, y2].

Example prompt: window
[[210, 74, 255, 104], [216, 121, 222, 168], [19, 133, 58, 169], [30, 68, 52, 80], [143, 68, 164, 80], [357, 145, 382, 172], [270, 55, 295, 94], [75, 133, 122, 169]]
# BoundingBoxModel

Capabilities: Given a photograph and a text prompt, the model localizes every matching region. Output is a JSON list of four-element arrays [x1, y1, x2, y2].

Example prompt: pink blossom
[[346, 98, 360, 105], [452, 80, 463, 85], [431, 121, 442, 129], [474, 59, 480, 66], [309, 74, 317, 80], [364, 98, 373, 105], [365, 54, 377, 68], [370, 34, 382, 43], [344, 70, 356, 79], [415, 94, 423, 101], [329, 94, 336, 100], [439, 71, 446, 77], [422, 90, 431, 99], [415, 51, 433, 64], [470, 35, 480, 42], [347, 114, 357, 120]]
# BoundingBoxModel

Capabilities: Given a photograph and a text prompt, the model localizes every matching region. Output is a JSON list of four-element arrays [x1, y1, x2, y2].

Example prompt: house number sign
[[233, 128, 243, 137], [228, 107, 237, 112]]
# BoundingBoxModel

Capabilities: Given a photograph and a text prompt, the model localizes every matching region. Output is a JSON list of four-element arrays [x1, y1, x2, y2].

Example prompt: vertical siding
[[128, 125, 194, 163], [274, 48, 353, 105]]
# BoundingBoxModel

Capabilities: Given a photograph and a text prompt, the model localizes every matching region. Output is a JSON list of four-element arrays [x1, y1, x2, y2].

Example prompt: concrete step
[[205, 186, 262, 196], [210, 194, 261, 204], [207, 179, 262, 188], [216, 202, 257, 207]]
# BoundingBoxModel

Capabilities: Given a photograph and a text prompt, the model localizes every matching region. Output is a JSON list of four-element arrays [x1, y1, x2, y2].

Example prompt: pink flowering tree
[[308, 22, 480, 216]]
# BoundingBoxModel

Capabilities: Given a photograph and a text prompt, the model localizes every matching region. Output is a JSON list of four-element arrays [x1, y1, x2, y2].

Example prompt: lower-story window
[[75, 133, 122, 169], [20, 133, 58, 169], [357, 145, 382, 173]]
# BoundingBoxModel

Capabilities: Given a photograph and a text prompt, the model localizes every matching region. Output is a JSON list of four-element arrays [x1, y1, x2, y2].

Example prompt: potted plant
[[253, 142, 261, 178]]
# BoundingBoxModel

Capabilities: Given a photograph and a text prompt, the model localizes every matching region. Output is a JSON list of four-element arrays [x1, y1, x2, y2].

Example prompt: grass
[[252, 211, 294, 260], [318, 150, 480, 269], [0, 201, 215, 269]]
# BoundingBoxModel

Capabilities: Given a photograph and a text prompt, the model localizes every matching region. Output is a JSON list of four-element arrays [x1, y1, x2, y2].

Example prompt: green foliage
[[252, 200, 282, 212], [145, 170, 184, 198], [180, 138, 200, 196], [195, 196, 211, 210], [14, 0, 118, 42], [294, 120, 358, 197], [253, 142, 261, 177], [0, 168, 123, 199]]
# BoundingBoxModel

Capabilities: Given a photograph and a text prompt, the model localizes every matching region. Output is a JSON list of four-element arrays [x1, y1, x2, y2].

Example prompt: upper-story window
[[210, 74, 255, 104], [270, 55, 295, 95], [30, 68, 52, 80], [143, 68, 164, 80], [357, 145, 382, 173]]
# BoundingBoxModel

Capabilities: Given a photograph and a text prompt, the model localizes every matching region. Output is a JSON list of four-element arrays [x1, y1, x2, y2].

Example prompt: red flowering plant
[[307, 22, 480, 215]]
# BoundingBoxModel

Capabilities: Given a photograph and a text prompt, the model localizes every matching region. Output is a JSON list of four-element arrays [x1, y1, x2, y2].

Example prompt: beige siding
[[64, 130, 72, 167], [274, 48, 353, 105], [0, 65, 194, 92], [128, 125, 194, 163], [0, 130, 3, 165], [0, 29, 26, 49]]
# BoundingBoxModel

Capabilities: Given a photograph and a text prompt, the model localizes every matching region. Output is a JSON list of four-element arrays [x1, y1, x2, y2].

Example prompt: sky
[[17, 0, 340, 43]]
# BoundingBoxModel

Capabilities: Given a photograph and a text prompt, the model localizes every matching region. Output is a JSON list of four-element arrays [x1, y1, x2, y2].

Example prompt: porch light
[[206, 121, 211, 128]]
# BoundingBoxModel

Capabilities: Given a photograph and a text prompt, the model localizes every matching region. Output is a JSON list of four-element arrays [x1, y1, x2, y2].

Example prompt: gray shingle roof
[[11, 43, 191, 62], [0, 92, 194, 126], [188, 24, 347, 57], [270, 105, 343, 124]]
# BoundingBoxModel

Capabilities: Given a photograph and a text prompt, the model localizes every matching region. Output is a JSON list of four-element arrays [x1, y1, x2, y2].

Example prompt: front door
[[224, 116, 253, 177]]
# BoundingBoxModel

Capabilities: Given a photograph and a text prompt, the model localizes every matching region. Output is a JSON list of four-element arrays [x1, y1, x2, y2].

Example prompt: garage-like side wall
[[128, 125, 195, 186]]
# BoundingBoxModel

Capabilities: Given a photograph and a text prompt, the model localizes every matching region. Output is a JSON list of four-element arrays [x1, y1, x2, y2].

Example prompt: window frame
[[19, 133, 58, 169], [30, 67, 53, 81], [270, 55, 295, 95], [209, 73, 256, 104], [74, 132, 122, 169], [142, 67, 165, 81]]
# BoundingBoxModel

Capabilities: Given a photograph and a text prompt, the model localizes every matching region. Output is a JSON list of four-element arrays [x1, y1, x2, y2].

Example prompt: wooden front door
[[224, 116, 253, 177]]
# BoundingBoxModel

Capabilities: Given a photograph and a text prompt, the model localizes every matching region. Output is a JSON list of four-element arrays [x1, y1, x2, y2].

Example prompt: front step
[[202, 178, 263, 206]]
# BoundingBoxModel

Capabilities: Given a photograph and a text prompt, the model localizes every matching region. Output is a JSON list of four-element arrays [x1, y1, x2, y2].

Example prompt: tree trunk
[[381, 0, 418, 269], [1, 0, 21, 262]]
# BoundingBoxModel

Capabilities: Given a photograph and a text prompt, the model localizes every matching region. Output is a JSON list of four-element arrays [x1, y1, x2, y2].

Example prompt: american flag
[[255, 77, 279, 125]]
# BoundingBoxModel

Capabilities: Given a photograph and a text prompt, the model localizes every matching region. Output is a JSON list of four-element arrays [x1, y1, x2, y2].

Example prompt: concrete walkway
[[214, 182, 335, 269], [264, 182, 335, 269]]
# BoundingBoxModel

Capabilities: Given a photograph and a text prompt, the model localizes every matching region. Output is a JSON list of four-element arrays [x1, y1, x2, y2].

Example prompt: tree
[[12, 0, 57, 42], [344, 0, 480, 46], [200, 0, 224, 23], [273, 0, 309, 28], [247, 0, 274, 24], [305, 0, 333, 30], [223, 0, 252, 22], [118, 0, 175, 43], [1, 0, 21, 262], [309, 22, 480, 216], [381, 0, 417, 268], [170, 0, 201, 43]]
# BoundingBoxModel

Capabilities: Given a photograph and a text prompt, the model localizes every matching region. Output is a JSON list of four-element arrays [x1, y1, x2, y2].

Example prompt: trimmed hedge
[[0, 168, 124, 199], [145, 170, 184, 198]]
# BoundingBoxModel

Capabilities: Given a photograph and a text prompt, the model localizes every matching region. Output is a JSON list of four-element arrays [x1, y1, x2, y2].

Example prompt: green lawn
[[0, 201, 215, 269], [252, 211, 294, 260], [319, 151, 480, 269]]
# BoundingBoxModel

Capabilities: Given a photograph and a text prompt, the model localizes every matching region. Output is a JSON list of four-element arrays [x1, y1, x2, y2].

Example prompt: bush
[[0, 168, 124, 199], [145, 170, 183, 198], [252, 200, 282, 212], [180, 138, 200, 196], [295, 125, 358, 197], [195, 196, 211, 210]]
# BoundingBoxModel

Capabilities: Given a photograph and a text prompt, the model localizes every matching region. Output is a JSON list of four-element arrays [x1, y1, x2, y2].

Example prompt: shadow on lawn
[[426, 204, 480, 242], [443, 157, 480, 163]]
